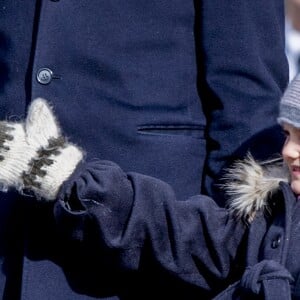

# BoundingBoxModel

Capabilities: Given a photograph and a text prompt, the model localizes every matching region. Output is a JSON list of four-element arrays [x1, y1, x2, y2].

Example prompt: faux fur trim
[[222, 154, 289, 223]]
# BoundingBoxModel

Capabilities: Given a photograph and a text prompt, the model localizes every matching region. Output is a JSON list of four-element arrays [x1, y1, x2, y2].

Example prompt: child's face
[[282, 122, 300, 195]]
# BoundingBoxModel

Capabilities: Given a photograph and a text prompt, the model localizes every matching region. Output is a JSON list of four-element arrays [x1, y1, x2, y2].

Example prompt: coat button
[[271, 235, 281, 249], [37, 68, 53, 85]]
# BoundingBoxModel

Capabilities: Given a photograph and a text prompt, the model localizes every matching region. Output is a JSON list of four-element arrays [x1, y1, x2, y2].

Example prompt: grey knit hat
[[278, 74, 300, 128]]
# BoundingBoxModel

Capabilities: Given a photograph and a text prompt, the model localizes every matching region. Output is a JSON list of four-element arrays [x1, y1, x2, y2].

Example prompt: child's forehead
[[282, 122, 300, 133]]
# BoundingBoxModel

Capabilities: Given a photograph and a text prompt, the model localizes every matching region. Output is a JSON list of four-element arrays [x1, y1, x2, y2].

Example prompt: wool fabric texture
[[0, 98, 83, 200], [278, 73, 300, 128]]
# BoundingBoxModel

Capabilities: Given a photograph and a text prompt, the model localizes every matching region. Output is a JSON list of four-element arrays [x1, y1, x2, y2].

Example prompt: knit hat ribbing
[[278, 74, 300, 128]]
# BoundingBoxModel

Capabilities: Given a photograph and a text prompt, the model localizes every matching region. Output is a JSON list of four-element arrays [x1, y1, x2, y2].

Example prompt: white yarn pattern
[[0, 98, 83, 200]]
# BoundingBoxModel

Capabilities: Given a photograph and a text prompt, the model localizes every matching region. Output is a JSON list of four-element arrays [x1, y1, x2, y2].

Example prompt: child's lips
[[291, 165, 300, 177]]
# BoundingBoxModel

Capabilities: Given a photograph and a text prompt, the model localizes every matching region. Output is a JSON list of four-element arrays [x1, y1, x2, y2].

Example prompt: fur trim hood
[[222, 154, 290, 223]]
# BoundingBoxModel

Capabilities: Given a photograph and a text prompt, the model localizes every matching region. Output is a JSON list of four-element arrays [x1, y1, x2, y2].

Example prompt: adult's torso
[[0, 1, 206, 299], [0, 1, 206, 200]]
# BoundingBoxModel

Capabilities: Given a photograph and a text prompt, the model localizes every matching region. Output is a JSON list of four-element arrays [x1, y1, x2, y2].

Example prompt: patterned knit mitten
[[0, 98, 83, 200]]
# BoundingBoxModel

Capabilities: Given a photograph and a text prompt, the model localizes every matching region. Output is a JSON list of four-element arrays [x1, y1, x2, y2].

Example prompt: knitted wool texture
[[278, 73, 300, 128], [0, 98, 83, 200]]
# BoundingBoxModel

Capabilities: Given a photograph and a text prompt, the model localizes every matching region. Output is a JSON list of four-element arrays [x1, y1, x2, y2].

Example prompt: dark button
[[271, 235, 281, 249], [37, 68, 53, 85]]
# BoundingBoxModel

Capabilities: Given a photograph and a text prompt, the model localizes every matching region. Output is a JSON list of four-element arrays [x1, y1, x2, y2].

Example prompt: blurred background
[[285, 0, 300, 81]]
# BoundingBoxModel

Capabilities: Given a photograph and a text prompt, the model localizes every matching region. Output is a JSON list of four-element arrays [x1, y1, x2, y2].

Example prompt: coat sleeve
[[54, 159, 247, 293], [199, 0, 289, 200]]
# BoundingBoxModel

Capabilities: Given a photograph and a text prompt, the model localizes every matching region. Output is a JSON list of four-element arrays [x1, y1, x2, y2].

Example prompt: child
[[0, 77, 299, 299]]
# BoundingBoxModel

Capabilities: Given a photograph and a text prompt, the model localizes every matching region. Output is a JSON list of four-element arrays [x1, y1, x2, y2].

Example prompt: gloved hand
[[0, 98, 83, 200]]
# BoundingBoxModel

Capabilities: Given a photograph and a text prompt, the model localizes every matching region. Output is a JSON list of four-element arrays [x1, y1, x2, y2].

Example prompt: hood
[[222, 154, 289, 223]]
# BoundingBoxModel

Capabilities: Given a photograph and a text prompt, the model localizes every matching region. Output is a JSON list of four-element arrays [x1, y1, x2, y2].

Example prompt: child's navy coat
[[53, 157, 297, 299]]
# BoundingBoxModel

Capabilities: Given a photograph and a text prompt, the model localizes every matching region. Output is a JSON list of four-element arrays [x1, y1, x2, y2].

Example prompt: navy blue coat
[[0, 1, 288, 299], [49, 157, 298, 299], [52, 158, 296, 300]]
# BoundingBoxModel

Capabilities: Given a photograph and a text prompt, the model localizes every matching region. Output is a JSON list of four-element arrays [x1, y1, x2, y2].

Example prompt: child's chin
[[291, 180, 300, 195]]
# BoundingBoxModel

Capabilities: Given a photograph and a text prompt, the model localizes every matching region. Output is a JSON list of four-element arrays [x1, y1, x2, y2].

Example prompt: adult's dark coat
[[0, 1, 288, 299]]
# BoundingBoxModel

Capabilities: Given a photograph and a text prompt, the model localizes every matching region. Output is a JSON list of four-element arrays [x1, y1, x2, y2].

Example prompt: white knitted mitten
[[0, 98, 83, 200]]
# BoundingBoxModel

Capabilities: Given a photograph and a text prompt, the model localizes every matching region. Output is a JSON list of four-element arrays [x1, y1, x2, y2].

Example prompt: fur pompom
[[222, 154, 288, 223]]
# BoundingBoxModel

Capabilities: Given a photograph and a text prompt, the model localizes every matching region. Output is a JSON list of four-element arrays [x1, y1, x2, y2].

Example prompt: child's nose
[[282, 140, 300, 159]]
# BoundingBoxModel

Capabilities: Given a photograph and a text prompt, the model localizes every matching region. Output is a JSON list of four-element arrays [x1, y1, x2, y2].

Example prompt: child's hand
[[0, 98, 83, 200]]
